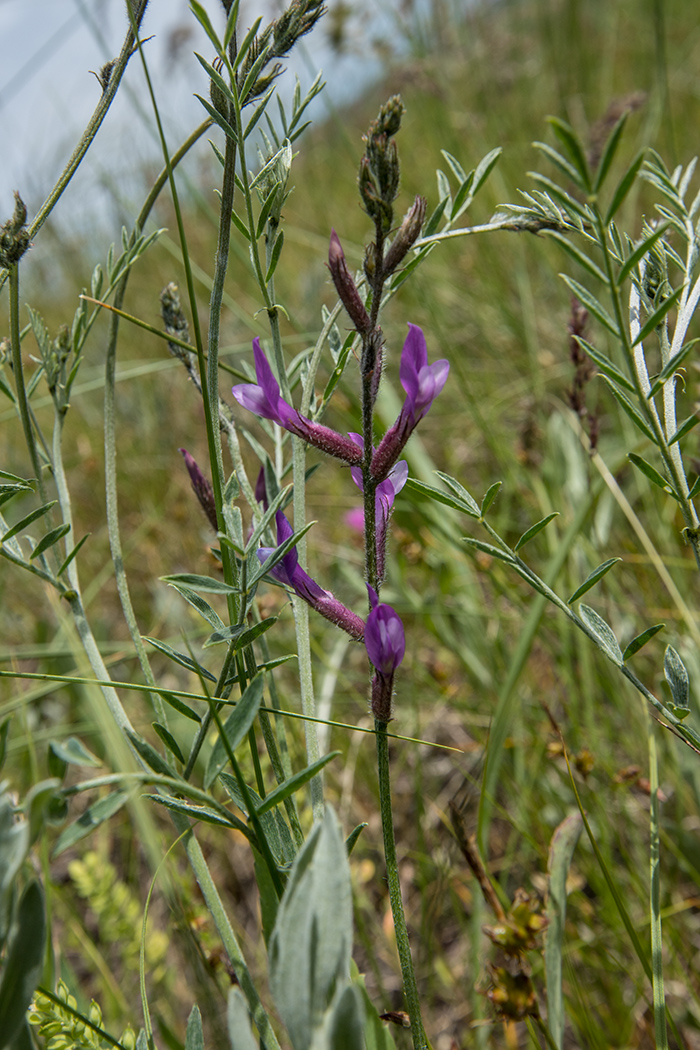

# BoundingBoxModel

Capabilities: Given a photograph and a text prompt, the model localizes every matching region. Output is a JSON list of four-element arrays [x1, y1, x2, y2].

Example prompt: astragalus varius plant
[[0, 1, 507, 1048]]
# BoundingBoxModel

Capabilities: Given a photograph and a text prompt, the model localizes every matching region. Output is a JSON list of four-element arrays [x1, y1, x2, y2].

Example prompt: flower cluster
[[230, 238, 448, 720]]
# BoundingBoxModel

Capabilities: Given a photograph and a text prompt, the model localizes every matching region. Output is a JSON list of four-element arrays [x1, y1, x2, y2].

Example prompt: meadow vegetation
[[3, 0, 700, 1048]]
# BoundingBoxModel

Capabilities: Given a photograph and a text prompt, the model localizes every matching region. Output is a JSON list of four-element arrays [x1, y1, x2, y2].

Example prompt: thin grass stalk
[[648, 716, 669, 1049]]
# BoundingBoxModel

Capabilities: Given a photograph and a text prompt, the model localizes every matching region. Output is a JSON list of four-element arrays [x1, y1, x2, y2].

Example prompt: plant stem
[[8, 265, 47, 502], [375, 719, 428, 1050]]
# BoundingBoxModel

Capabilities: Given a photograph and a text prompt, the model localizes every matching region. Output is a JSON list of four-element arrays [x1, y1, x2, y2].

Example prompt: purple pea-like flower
[[365, 585, 405, 721], [258, 511, 365, 641], [371, 324, 449, 480], [233, 339, 363, 466]]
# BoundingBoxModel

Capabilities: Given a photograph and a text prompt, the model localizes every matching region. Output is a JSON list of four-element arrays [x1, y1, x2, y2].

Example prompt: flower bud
[[0, 193, 30, 267], [383, 196, 427, 276], [327, 230, 371, 333]]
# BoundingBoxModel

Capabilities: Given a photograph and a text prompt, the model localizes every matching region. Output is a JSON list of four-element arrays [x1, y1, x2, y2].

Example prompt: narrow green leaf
[[346, 823, 367, 856], [194, 53, 236, 109], [159, 690, 202, 723], [204, 616, 277, 650], [631, 287, 683, 347], [265, 230, 285, 283], [126, 730, 178, 778], [545, 814, 583, 1048], [231, 208, 252, 241], [142, 794, 244, 832], [231, 16, 263, 73], [161, 572, 239, 595], [573, 337, 635, 392], [463, 538, 515, 564], [204, 675, 265, 788], [472, 147, 502, 195], [227, 988, 259, 1050], [605, 150, 646, 224], [152, 723, 184, 764], [56, 533, 90, 577], [0, 881, 45, 1047], [256, 182, 282, 238], [578, 604, 623, 665], [514, 512, 559, 551], [238, 43, 272, 106], [434, 471, 482, 516], [481, 481, 502, 516], [194, 94, 237, 142], [601, 376, 657, 442], [617, 222, 671, 285], [222, 0, 242, 48], [542, 230, 607, 282], [255, 752, 341, 817], [168, 584, 226, 632], [404, 477, 479, 518], [593, 112, 628, 192], [29, 523, 71, 560], [567, 558, 622, 604], [450, 170, 476, 218], [647, 338, 700, 398], [623, 623, 665, 661], [559, 275, 621, 338], [664, 645, 689, 713], [533, 141, 583, 187], [441, 149, 467, 182], [184, 1005, 204, 1050], [189, 1, 222, 52], [422, 196, 449, 238], [49, 737, 100, 768], [53, 791, 130, 856], [547, 116, 591, 190], [628, 453, 675, 496], [143, 636, 217, 681], [1, 501, 57, 544], [688, 475, 700, 500], [668, 413, 700, 446]]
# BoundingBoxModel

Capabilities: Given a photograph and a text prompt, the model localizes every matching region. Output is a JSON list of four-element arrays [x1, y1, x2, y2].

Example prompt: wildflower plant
[[4, 0, 700, 1047]]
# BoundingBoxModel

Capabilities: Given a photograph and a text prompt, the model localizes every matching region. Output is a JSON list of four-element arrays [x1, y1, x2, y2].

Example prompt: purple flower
[[365, 586, 405, 675], [179, 448, 218, 532], [348, 433, 407, 580], [257, 511, 365, 641], [233, 339, 363, 466], [365, 585, 405, 721], [370, 324, 449, 480]]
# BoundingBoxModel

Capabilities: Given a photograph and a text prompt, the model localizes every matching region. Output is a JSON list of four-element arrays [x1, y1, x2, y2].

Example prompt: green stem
[[375, 720, 428, 1050], [648, 718, 668, 1050], [8, 265, 47, 502]]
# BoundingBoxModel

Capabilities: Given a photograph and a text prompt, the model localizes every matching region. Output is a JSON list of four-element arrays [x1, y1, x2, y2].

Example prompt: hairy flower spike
[[328, 230, 371, 333], [232, 339, 363, 465], [258, 511, 365, 640], [371, 324, 449, 480], [180, 449, 218, 532]]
